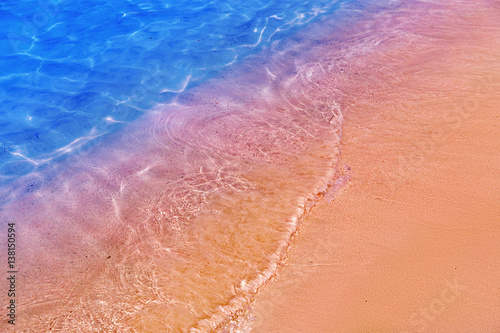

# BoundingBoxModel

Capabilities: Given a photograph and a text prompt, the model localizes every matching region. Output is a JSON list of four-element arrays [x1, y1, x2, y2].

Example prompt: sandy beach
[[0, 1, 497, 332], [251, 1, 500, 332]]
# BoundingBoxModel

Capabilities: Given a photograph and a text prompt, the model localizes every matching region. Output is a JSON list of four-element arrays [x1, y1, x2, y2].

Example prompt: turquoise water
[[0, 0, 342, 182]]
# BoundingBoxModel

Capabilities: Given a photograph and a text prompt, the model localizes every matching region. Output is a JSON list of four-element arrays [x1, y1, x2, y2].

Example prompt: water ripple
[[0, 0, 343, 183]]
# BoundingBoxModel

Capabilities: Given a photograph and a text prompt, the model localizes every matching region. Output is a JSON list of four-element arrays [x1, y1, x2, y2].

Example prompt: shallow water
[[250, 0, 500, 330], [0, 0, 400, 331], [0, 0, 342, 182], [1, 39, 343, 333]]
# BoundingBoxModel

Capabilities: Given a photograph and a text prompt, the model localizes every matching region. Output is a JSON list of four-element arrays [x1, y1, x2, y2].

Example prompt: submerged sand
[[1, 1, 497, 332], [251, 1, 500, 332]]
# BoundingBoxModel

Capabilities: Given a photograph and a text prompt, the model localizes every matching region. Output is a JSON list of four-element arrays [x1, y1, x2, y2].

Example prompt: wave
[[0, 1, 398, 332]]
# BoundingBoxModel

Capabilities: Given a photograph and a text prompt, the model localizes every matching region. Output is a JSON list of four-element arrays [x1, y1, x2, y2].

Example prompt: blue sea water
[[0, 1, 408, 330], [0, 0, 342, 183]]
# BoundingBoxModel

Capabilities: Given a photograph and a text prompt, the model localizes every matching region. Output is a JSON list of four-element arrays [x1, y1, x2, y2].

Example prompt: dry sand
[[250, 2, 500, 332]]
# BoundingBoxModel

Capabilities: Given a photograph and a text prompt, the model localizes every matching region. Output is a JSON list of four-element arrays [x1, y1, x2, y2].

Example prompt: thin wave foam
[[0, 1, 399, 332]]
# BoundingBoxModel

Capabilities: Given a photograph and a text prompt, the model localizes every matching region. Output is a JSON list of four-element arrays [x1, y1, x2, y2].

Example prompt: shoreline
[[0, 1, 497, 331], [250, 1, 500, 332], [1, 2, 373, 331]]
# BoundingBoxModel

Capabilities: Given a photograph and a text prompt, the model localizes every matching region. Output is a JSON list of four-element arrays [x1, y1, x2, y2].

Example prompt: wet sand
[[251, 1, 500, 332]]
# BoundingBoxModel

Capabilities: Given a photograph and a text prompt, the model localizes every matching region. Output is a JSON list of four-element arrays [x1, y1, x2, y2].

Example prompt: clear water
[[0, 0, 341, 182], [0, 0, 396, 331]]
